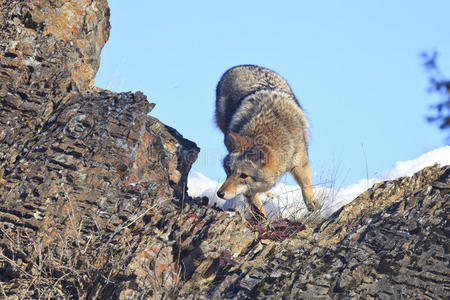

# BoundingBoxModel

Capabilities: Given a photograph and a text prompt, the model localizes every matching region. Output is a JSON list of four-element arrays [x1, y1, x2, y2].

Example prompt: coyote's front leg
[[291, 160, 320, 211], [245, 194, 267, 219]]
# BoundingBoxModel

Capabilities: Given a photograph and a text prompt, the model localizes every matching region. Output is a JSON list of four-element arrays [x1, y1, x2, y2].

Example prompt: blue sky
[[95, 1, 450, 187]]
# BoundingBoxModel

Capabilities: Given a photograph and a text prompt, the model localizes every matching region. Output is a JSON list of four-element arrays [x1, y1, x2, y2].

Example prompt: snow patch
[[187, 146, 450, 219]]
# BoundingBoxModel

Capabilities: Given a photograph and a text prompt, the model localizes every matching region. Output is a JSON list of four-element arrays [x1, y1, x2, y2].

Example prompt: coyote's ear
[[248, 145, 274, 168], [228, 131, 247, 152]]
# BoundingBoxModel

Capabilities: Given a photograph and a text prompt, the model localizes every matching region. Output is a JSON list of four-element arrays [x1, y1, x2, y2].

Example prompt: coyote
[[215, 65, 320, 218]]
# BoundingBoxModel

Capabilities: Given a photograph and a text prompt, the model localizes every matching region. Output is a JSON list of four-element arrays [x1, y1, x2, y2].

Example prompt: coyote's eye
[[239, 173, 248, 179]]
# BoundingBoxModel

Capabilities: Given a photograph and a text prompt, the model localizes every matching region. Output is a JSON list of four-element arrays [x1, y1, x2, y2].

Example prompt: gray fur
[[215, 65, 320, 214], [215, 64, 303, 133]]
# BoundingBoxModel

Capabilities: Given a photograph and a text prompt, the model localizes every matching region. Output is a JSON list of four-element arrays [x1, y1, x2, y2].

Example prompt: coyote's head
[[216, 132, 275, 200]]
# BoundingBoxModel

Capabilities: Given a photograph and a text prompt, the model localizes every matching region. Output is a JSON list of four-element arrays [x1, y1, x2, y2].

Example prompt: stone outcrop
[[180, 165, 448, 299], [0, 1, 449, 299], [0, 0, 200, 298]]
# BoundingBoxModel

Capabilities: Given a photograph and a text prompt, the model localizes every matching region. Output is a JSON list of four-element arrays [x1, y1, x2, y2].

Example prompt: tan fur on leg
[[245, 194, 267, 220], [291, 163, 320, 211]]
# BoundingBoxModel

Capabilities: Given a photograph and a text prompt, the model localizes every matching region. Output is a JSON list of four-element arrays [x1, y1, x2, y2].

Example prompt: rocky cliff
[[0, 1, 448, 299]]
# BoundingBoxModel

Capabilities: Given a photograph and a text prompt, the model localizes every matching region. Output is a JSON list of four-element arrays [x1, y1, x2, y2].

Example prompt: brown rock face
[[205, 165, 448, 299], [0, 0, 109, 92], [0, 0, 449, 299], [0, 0, 112, 179], [0, 0, 200, 298]]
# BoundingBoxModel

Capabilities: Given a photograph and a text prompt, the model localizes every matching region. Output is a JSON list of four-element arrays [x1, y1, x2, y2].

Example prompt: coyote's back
[[215, 65, 298, 133]]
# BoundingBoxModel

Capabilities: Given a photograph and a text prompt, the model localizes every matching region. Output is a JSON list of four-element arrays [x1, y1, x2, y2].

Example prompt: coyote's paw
[[304, 196, 321, 212]]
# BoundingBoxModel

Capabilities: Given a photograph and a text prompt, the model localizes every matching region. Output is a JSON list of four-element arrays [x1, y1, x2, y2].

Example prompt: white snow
[[186, 171, 226, 207], [187, 146, 450, 220]]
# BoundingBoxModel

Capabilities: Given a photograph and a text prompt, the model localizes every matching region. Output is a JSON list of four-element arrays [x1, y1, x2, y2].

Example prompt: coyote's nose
[[217, 190, 225, 198]]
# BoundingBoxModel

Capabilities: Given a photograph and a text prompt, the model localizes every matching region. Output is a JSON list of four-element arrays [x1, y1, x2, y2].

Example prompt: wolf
[[215, 65, 320, 218]]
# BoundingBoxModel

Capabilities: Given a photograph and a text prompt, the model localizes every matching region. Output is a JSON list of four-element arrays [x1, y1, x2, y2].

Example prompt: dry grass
[[0, 185, 167, 299]]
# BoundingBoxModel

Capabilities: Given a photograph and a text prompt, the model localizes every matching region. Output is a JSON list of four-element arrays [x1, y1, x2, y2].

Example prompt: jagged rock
[[177, 165, 449, 299], [0, 0, 449, 299], [0, 0, 200, 298]]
